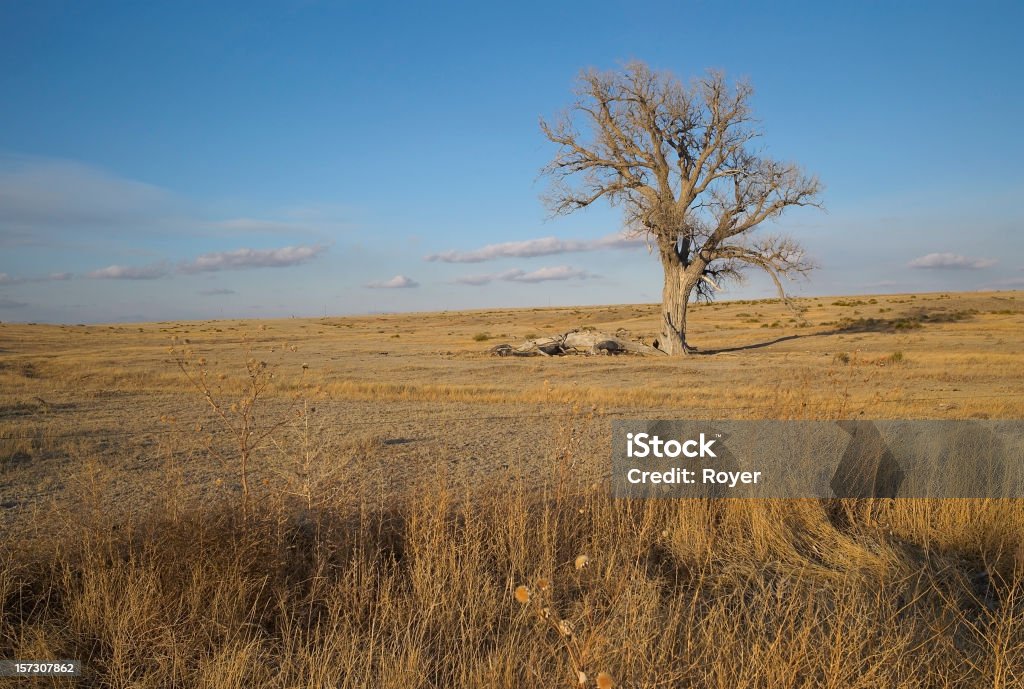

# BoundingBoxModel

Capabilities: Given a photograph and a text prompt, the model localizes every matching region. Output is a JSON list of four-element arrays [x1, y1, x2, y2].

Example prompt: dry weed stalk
[[514, 554, 613, 688], [268, 391, 350, 517], [170, 333, 299, 515]]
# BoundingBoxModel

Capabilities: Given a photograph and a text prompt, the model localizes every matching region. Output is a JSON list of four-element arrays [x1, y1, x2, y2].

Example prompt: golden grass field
[[1, 290, 1023, 687]]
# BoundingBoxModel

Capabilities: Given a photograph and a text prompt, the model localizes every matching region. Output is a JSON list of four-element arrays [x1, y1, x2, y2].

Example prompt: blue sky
[[1, 0, 1021, 323]]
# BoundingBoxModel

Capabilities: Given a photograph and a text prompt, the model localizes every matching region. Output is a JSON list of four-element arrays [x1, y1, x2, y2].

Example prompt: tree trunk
[[659, 253, 698, 355]]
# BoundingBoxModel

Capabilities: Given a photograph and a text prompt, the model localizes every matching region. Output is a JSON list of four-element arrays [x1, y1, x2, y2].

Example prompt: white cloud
[[0, 157, 172, 240], [454, 270, 519, 286], [0, 297, 28, 309], [82, 244, 327, 281], [0, 157, 338, 248], [86, 263, 170, 280], [198, 288, 237, 296], [0, 271, 75, 284], [455, 265, 598, 285], [365, 275, 419, 289], [180, 245, 327, 273], [907, 252, 997, 269], [425, 232, 645, 263]]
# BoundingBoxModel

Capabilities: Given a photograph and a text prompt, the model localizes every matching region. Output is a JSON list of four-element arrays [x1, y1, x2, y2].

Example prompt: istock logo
[[615, 420, 1024, 499], [626, 432, 717, 458]]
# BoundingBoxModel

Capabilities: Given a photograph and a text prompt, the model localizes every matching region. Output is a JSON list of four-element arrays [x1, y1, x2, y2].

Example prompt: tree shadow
[[696, 308, 977, 355], [382, 437, 420, 446], [827, 309, 975, 333], [697, 334, 813, 355]]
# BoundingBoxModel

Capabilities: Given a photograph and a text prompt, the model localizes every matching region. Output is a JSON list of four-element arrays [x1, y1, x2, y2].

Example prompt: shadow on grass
[[698, 334, 811, 354], [697, 309, 978, 355], [828, 308, 976, 333]]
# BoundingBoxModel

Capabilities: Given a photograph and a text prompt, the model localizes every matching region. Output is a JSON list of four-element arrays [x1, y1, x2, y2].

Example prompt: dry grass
[[3, 468, 1024, 686], [1, 291, 1020, 416], [1, 290, 1023, 686]]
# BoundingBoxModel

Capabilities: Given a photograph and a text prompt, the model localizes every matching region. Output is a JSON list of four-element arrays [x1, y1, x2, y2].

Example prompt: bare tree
[[541, 62, 822, 354]]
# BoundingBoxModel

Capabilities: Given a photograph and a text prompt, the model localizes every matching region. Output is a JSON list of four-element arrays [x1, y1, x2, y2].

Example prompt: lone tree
[[541, 62, 822, 354]]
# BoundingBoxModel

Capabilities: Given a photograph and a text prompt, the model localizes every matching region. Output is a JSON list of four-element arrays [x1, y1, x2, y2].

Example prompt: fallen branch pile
[[489, 329, 666, 357]]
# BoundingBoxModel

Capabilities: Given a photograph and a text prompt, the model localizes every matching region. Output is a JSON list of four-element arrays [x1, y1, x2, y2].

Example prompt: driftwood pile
[[489, 329, 666, 357]]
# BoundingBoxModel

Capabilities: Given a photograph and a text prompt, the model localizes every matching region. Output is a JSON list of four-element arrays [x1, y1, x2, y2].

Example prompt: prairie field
[[1, 290, 1024, 687]]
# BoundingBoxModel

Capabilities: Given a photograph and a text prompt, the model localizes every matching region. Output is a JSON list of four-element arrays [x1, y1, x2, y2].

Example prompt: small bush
[[473, 333, 491, 342]]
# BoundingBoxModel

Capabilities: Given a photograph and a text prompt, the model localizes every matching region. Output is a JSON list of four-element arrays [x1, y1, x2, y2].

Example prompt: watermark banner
[[611, 420, 1024, 498]]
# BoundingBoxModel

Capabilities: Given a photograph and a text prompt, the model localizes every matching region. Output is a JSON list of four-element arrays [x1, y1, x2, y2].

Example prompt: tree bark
[[659, 252, 699, 355], [659, 254, 687, 354]]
